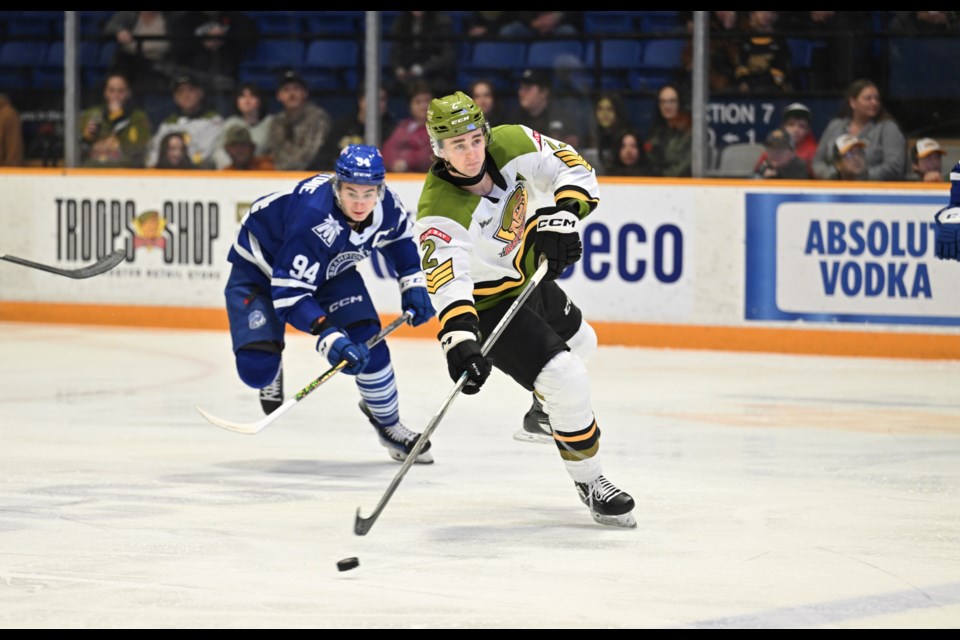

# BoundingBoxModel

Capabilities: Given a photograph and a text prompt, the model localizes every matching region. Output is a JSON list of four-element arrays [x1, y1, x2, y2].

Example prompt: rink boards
[[0, 169, 957, 359]]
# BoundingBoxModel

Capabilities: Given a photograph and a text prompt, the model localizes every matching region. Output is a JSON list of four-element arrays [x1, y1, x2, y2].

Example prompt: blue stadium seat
[[253, 13, 305, 36], [640, 38, 686, 68], [888, 37, 960, 99], [5, 16, 53, 37], [463, 41, 527, 71], [44, 41, 100, 68], [526, 40, 583, 69], [304, 40, 358, 69], [583, 12, 638, 34], [305, 12, 361, 35], [638, 11, 683, 33], [243, 39, 306, 70], [0, 41, 48, 68], [97, 41, 116, 69], [238, 68, 283, 91], [584, 40, 644, 90]]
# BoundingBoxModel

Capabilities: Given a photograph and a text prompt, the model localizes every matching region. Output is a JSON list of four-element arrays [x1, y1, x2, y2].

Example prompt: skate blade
[[590, 510, 637, 529], [386, 448, 435, 465], [512, 429, 554, 444]]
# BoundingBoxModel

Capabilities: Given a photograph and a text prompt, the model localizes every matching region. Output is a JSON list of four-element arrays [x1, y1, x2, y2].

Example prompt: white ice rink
[[1, 322, 959, 628]]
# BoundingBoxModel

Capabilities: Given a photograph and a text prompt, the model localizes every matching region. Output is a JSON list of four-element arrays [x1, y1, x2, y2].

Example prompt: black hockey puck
[[337, 556, 360, 572]]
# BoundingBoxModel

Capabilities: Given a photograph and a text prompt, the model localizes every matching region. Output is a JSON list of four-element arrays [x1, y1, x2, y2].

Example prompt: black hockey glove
[[439, 318, 491, 395], [533, 203, 583, 280]]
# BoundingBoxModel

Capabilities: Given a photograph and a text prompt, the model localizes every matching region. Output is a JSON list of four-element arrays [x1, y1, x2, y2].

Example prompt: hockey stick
[[355, 258, 550, 536], [0, 249, 125, 279], [196, 311, 413, 435]]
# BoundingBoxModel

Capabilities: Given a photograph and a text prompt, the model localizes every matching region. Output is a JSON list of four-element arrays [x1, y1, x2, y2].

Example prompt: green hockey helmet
[[426, 91, 490, 154]]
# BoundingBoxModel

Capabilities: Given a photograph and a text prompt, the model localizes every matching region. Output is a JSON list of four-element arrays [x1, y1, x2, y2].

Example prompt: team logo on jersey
[[495, 184, 527, 257], [248, 310, 267, 330], [312, 214, 342, 247], [420, 227, 452, 244], [326, 251, 365, 279], [532, 130, 542, 149]]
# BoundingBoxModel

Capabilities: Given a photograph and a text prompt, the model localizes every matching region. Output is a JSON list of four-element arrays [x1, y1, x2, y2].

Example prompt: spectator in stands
[[829, 134, 868, 181], [221, 125, 275, 171], [463, 12, 510, 38], [79, 71, 152, 168], [308, 86, 396, 172], [644, 83, 692, 178], [468, 79, 504, 126], [170, 11, 259, 93], [0, 93, 24, 167], [680, 11, 744, 94], [388, 11, 457, 95], [733, 11, 793, 93], [155, 131, 195, 169], [586, 92, 631, 175], [754, 128, 809, 179], [753, 102, 817, 178], [890, 11, 960, 34], [779, 12, 873, 91], [145, 73, 224, 169], [102, 11, 175, 94], [266, 70, 332, 172], [498, 12, 582, 38], [907, 138, 948, 182], [382, 80, 434, 174], [507, 68, 582, 148], [605, 130, 648, 177], [213, 82, 273, 169], [813, 79, 906, 181]]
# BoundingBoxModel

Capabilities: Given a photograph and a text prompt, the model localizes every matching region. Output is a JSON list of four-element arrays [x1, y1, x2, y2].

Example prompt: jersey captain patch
[[312, 213, 342, 247]]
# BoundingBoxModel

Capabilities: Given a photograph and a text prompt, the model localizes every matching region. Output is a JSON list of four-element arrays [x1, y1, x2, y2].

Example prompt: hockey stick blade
[[196, 311, 413, 435], [0, 249, 125, 279], [354, 259, 550, 536]]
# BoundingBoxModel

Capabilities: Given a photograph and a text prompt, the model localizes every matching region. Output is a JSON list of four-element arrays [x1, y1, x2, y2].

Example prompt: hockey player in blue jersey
[[224, 144, 437, 463]]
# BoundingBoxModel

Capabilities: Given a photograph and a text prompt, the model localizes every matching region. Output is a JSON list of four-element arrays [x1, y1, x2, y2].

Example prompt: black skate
[[514, 392, 553, 444], [258, 364, 283, 415], [359, 400, 434, 464], [575, 475, 637, 528]]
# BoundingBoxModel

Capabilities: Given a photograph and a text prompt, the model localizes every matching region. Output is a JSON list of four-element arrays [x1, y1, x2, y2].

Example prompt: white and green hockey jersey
[[416, 124, 599, 330]]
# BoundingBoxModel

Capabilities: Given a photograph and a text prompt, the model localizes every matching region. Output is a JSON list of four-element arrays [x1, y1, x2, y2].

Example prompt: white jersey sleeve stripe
[[273, 293, 310, 310], [271, 277, 318, 292]]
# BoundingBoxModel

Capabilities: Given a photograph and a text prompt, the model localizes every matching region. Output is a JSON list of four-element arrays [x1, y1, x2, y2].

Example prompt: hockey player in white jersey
[[224, 144, 436, 463], [416, 91, 636, 527]]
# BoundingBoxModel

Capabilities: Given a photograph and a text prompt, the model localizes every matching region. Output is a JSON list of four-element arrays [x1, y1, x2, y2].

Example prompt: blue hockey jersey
[[227, 173, 421, 334]]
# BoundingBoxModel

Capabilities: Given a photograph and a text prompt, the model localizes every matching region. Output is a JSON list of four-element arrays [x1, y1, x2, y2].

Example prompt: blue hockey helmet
[[335, 144, 386, 186]]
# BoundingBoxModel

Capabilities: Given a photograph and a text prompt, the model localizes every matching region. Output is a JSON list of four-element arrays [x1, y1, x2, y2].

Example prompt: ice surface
[[1, 323, 959, 628]]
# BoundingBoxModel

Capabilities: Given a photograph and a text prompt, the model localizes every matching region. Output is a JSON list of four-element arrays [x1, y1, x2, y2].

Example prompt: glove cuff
[[556, 198, 587, 218], [398, 272, 427, 292], [440, 330, 477, 355], [316, 328, 345, 359], [936, 207, 960, 225]]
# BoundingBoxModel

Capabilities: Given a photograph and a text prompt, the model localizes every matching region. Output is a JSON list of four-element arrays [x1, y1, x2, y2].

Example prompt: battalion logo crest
[[313, 214, 342, 247], [248, 310, 267, 330]]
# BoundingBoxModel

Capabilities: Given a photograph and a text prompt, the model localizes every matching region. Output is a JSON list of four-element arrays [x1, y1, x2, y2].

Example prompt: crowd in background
[[0, 10, 956, 182]]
